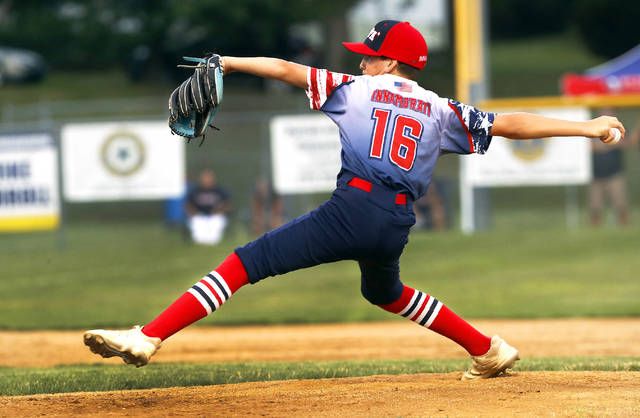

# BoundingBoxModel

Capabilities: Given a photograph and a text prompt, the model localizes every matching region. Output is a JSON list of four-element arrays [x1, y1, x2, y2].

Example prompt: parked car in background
[[0, 47, 47, 85]]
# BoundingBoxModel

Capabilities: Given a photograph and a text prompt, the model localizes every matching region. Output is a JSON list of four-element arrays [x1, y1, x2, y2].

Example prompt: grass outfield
[[0, 357, 638, 396], [1, 221, 639, 330], [489, 32, 601, 97]]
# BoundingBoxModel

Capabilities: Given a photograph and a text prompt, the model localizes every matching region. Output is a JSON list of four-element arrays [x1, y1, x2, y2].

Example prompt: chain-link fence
[[1, 96, 639, 235]]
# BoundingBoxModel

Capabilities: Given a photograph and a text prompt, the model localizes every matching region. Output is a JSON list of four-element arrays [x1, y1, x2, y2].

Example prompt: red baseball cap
[[342, 20, 428, 70]]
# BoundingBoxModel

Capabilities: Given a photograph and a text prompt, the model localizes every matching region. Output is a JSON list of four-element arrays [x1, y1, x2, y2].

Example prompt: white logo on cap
[[367, 28, 381, 42]]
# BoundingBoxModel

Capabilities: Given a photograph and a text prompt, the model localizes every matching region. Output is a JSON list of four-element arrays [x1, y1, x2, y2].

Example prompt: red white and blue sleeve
[[437, 98, 495, 155], [305, 67, 355, 111]]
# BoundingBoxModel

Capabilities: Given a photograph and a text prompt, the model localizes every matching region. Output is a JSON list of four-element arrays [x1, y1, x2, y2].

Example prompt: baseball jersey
[[306, 67, 495, 200]]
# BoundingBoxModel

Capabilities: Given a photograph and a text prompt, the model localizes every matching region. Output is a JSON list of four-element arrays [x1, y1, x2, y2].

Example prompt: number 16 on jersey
[[369, 108, 423, 171]]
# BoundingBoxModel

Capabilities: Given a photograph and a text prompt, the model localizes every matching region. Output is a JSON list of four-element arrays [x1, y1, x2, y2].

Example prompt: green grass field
[[490, 32, 602, 97], [1, 220, 639, 330], [1, 357, 638, 396]]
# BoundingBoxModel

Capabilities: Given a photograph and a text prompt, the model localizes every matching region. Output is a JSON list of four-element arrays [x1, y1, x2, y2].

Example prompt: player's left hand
[[587, 116, 625, 144], [168, 54, 224, 143]]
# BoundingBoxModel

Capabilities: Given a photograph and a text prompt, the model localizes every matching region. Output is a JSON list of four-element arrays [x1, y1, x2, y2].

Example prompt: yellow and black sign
[[0, 133, 60, 233]]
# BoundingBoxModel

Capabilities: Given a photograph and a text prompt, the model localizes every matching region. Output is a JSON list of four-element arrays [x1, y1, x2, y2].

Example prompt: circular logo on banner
[[100, 131, 145, 176], [509, 138, 546, 162]]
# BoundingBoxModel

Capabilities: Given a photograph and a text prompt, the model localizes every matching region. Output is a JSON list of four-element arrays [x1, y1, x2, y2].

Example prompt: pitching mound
[[2, 372, 639, 417], [1, 319, 639, 416]]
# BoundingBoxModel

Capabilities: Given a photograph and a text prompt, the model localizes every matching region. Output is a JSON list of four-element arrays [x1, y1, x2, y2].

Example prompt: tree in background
[[0, 0, 357, 79], [489, 0, 575, 39], [573, 0, 640, 59], [3, 1, 638, 79], [490, 0, 640, 59]]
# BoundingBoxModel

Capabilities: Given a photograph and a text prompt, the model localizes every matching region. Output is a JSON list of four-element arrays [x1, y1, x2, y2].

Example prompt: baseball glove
[[168, 54, 224, 144]]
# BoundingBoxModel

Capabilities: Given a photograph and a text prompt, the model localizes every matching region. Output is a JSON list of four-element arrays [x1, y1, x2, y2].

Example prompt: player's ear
[[384, 58, 397, 73]]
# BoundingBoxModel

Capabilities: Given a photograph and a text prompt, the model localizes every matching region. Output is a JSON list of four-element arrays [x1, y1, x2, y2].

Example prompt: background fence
[[2, 93, 640, 237]]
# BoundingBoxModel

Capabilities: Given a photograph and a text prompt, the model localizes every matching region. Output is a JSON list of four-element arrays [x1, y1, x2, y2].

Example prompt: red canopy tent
[[562, 45, 640, 95]]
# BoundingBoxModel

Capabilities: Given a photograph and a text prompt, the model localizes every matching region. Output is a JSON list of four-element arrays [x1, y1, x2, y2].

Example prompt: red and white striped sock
[[379, 285, 491, 356], [142, 252, 249, 341]]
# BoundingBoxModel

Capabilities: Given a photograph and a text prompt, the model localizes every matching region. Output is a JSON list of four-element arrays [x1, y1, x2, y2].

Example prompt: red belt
[[347, 177, 408, 205]]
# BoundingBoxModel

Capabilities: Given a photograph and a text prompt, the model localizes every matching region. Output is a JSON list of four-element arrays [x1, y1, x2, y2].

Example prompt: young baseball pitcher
[[84, 20, 625, 380]]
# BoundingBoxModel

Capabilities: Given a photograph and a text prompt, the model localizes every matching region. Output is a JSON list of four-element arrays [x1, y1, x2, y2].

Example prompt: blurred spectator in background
[[185, 169, 231, 245], [251, 178, 284, 236], [589, 109, 639, 226], [413, 179, 448, 231], [127, 45, 151, 82]]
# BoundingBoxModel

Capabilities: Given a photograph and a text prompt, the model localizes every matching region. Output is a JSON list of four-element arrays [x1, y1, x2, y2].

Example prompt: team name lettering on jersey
[[370, 89, 432, 116]]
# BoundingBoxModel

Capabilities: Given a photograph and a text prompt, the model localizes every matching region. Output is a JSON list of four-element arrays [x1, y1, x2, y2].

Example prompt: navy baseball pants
[[235, 172, 416, 305]]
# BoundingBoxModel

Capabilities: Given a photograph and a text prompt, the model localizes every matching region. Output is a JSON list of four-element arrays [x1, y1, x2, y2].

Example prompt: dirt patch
[[1, 372, 639, 417], [1, 319, 639, 416], [1, 318, 639, 367]]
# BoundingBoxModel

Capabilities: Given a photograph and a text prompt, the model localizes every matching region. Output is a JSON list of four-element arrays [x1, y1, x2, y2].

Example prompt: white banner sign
[[62, 121, 185, 201], [0, 133, 60, 232], [270, 115, 341, 194], [461, 108, 592, 187]]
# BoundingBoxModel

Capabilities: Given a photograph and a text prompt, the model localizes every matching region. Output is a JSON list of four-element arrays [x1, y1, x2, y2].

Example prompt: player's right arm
[[222, 57, 354, 111], [222, 57, 309, 89], [492, 113, 626, 144]]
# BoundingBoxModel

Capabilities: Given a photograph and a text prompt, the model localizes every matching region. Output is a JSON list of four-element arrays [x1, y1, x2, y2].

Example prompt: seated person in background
[[185, 169, 231, 245], [413, 179, 447, 231], [251, 178, 284, 236], [589, 112, 639, 227]]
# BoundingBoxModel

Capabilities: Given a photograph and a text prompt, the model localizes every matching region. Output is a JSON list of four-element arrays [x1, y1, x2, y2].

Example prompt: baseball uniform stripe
[[326, 70, 334, 99], [418, 297, 439, 326], [204, 274, 228, 302], [193, 282, 220, 310], [306, 66, 313, 107], [317, 70, 327, 107], [306, 67, 315, 110], [397, 289, 418, 316], [200, 277, 224, 306], [210, 271, 232, 299], [448, 101, 474, 153], [414, 295, 435, 325], [205, 275, 228, 302], [423, 300, 443, 328], [409, 293, 429, 322], [310, 67, 321, 110], [188, 287, 214, 314], [406, 292, 426, 320], [384, 285, 415, 314], [401, 290, 422, 317]]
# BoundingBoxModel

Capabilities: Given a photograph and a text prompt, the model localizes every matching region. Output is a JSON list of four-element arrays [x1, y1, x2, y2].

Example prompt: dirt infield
[[2, 372, 639, 417], [1, 319, 639, 416], [2, 318, 640, 367]]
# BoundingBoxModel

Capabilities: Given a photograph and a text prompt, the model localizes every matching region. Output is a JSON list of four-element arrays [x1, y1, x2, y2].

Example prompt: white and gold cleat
[[84, 325, 161, 367], [461, 335, 520, 380]]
